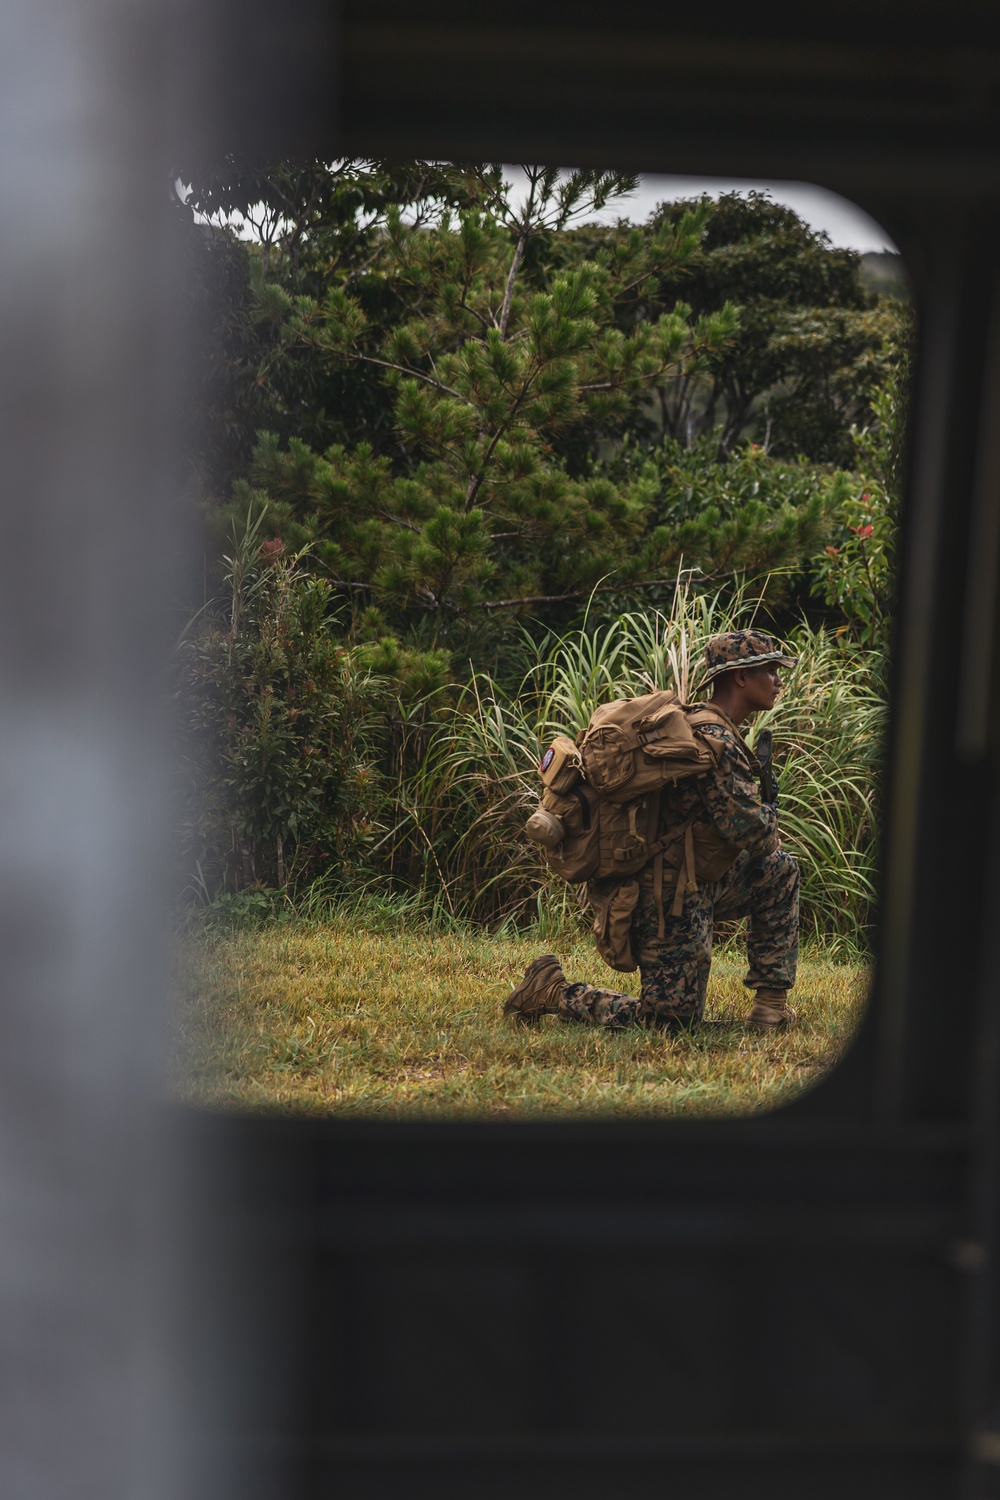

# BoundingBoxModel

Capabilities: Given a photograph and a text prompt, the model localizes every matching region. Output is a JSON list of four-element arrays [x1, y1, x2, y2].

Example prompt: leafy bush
[[604, 435, 849, 592], [811, 380, 902, 650], [176, 509, 393, 898]]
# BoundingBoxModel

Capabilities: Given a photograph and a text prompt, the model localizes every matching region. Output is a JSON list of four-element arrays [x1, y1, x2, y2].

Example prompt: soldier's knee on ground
[[639, 979, 706, 1029], [640, 1004, 702, 1032]]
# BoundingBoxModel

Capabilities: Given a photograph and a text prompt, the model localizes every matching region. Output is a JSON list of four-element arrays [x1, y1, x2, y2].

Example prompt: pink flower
[[259, 538, 285, 562], [849, 523, 875, 540], [825, 545, 839, 557]]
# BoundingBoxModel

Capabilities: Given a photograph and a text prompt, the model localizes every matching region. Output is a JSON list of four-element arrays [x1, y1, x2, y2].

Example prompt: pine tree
[[213, 166, 744, 650]]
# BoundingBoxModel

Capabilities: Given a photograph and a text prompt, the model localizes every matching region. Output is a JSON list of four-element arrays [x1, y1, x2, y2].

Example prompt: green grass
[[174, 915, 870, 1118]]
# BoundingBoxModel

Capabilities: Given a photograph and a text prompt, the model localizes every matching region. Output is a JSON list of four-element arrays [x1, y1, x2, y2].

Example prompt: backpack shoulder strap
[[683, 702, 760, 773], [684, 702, 733, 732], [682, 703, 730, 765]]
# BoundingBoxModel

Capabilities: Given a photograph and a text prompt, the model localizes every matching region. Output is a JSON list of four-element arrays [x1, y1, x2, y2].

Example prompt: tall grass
[[753, 623, 883, 943], [382, 582, 885, 942]]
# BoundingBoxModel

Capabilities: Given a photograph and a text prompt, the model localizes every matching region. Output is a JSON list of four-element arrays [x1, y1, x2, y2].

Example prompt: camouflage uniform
[[557, 632, 800, 1030], [560, 845, 800, 1029]]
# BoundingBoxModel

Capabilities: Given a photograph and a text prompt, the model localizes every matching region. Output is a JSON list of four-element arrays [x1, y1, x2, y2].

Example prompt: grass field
[[174, 914, 870, 1118]]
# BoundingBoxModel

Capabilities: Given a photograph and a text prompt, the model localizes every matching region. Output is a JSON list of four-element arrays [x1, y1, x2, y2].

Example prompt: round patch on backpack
[[540, 747, 555, 772]]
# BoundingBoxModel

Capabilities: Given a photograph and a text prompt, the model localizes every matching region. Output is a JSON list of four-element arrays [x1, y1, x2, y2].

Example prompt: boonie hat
[[701, 629, 797, 685]]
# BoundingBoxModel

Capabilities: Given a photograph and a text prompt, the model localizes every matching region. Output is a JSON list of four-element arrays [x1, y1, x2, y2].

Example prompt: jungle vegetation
[[174, 159, 910, 943]]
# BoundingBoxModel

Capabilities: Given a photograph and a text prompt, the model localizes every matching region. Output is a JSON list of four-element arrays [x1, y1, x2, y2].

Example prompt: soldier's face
[[742, 663, 782, 712]]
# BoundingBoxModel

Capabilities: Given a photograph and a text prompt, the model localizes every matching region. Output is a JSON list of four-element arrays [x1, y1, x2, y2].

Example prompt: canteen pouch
[[539, 735, 584, 794], [589, 876, 640, 973]]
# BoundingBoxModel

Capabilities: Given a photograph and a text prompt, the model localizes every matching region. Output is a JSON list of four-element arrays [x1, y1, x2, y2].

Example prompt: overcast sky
[[193, 167, 898, 256], [506, 169, 897, 253]]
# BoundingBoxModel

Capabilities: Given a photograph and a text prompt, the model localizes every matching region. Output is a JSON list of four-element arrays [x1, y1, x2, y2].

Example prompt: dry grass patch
[[174, 919, 869, 1117]]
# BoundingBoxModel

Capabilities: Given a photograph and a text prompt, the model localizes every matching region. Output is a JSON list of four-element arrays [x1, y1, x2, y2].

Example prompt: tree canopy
[[178, 159, 909, 669]]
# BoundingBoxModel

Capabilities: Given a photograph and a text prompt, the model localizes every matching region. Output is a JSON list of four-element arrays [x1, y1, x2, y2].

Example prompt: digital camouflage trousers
[[560, 847, 800, 1030]]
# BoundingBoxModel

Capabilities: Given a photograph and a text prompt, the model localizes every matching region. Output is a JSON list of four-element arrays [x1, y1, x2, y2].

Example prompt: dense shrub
[[176, 515, 393, 897]]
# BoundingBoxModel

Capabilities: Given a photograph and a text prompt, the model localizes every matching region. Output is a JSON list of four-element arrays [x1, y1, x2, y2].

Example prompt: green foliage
[[747, 626, 884, 944], [179, 164, 910, 676], [179, 164, 912, 671], [576, 190, 910, 465], [603, 435, 849, 594], [230, 169, 739, 651], [176, 508, 395, 896], [178, 536, 885, 946], [810, 376, 904, 649], [178, 160, 483, 493]]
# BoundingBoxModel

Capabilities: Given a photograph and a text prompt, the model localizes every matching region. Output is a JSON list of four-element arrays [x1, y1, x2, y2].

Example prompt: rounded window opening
[[173, 163, 909, 1119]]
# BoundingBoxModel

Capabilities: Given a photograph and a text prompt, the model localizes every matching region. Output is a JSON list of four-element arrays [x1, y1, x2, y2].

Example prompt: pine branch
[[347, 351, 471, 403], [498, 165, 540, 339], [378, 510, 423, 533], [342, 240, 389, 289], [328, 576, 377, 592], [479, 576, 688, 610], [464, 362, 541, 509], [499, 233, 526, 339]]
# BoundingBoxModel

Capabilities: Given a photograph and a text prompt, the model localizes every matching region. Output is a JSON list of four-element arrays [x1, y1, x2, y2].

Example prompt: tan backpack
[[524, 691, 747, 970]]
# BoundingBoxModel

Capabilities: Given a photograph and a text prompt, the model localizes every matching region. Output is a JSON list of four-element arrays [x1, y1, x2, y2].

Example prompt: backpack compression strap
[[649, 813, 698, 938]]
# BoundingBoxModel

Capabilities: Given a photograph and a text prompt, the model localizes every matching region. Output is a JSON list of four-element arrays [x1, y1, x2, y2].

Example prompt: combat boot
[[747, 987, 796, 1030], [504, 954, 567, 1019]]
